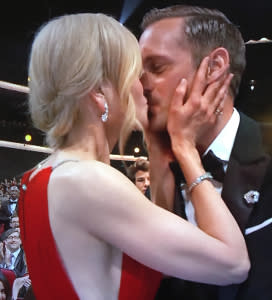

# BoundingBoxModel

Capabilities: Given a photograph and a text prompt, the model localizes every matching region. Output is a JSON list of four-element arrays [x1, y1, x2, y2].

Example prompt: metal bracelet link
[[188, 172, 213, 193]]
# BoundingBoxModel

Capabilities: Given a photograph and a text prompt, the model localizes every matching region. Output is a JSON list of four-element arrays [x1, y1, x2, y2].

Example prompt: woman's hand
[[167, 56, 233, 155]]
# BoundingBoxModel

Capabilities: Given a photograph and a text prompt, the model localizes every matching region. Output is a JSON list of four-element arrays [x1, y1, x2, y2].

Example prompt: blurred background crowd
[[0, 178, 31, 300]]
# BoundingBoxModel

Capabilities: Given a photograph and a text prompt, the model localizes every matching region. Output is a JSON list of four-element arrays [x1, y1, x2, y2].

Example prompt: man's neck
[[8, 247, 21, 254]]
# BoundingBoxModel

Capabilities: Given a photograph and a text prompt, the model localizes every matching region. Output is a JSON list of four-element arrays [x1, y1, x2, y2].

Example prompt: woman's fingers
[[167, 78, 187, 135], [201, 71, 233, 118], [208, 63, 230, 85], [213, 73, 233, 114], [201, 64, 230, 104], [170, 78, 187, 109], [190, 56, 210, 100], [184, 57, 228, 115]]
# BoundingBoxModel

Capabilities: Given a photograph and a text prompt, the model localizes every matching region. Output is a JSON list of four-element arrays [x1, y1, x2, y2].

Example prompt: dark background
[[0, 0, 271, 178]]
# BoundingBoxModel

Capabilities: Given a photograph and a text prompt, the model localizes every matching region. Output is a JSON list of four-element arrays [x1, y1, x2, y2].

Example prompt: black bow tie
[[9, 200, 17, 204], [170, 150, 226, 186], [201, 150, 226, 182]]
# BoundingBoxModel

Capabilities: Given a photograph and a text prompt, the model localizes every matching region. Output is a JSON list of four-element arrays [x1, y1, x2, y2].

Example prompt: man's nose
[[144, 179, 150, 186], [140, 71, 152, 94]]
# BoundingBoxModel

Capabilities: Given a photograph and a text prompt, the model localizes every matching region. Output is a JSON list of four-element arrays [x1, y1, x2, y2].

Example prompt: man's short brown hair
[[126, 158, 150, 182]]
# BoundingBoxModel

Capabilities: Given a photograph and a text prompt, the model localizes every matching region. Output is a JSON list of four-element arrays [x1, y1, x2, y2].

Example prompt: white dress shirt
[[182, 108, 240, 226], [9, 200, 18, 215]]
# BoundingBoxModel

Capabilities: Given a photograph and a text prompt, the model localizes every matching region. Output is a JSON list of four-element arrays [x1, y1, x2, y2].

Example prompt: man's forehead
[[8, 233, 19, 237], [135, 170, 149, 176], [139, 19, 187, 63], [10, 186, 19, 191], [140, 17, 184, 44]]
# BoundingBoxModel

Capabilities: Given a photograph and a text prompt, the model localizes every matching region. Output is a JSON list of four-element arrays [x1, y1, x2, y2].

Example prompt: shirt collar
[[11, 247, 21, 259], [204, 108, 240, 162]]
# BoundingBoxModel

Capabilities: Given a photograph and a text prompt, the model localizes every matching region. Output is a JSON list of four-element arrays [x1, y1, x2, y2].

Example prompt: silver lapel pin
[[244, 190, 260, 204]]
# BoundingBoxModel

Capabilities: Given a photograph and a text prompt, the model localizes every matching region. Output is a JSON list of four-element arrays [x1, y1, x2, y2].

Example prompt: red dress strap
[[19, 168, 79, 300]]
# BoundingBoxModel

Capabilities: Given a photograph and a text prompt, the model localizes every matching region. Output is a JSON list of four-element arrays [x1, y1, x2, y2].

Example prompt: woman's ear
[[88, 86, 109, 122], [206, 47, 230, 84], [89, 88, 106, 114]]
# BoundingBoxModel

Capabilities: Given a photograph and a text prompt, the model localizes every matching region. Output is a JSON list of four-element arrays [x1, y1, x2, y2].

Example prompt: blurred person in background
[[126, 158, 150, 198]]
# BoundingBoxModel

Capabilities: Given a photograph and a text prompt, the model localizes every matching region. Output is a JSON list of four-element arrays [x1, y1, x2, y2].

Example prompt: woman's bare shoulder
[[51, 160, 118, 180], [48, 160, 133, 206]]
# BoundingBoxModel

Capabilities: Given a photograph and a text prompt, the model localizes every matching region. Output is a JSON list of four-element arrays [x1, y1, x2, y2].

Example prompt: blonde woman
[[19, 13, 249, 300]]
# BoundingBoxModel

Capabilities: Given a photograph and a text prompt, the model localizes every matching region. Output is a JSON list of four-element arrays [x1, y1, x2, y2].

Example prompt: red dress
[[19, 167, 162, 300]]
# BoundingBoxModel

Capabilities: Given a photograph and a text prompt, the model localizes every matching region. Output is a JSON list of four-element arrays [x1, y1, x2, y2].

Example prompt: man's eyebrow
[[143, 55, 172, 64]]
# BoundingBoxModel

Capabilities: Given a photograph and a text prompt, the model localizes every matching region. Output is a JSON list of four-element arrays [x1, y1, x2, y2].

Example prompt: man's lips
[[147, 109, 153, 120], [147, 101, 158, 112]]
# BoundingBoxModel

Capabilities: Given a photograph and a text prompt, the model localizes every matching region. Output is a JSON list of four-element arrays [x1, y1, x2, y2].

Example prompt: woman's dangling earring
[[101, 102, 109, 122]]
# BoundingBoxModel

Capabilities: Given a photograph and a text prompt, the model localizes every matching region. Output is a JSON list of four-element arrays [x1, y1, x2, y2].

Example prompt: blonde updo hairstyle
[[28, 13, 142, 151]]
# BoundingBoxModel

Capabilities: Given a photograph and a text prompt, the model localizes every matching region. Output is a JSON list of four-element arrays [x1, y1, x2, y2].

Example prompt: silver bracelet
[[188, 172, 213, 193]]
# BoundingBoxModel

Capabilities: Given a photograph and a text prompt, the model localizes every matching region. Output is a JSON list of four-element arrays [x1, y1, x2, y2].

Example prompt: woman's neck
[[60, 122, 111, 164]]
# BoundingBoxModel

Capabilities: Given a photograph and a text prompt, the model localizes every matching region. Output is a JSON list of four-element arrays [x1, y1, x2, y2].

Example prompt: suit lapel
[[13, 249, 22, 268], [222, 113, 271, 232], [14, 248, 26, 275]]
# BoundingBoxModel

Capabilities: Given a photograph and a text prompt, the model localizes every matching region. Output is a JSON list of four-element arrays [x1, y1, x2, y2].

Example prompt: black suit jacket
[[13, 248, 27, 277], [0, 200, 12, 217], [155, 112, 272, 300], [1, 199, 18, 217], [0, 201, 12, 231]]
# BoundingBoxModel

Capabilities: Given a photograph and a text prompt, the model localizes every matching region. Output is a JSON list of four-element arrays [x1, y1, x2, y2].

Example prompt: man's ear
[[207, 47, 230, 84]]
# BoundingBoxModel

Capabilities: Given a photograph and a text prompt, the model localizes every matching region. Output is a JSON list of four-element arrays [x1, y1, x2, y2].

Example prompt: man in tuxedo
[[1, 228, 27, 277], [139, 5, 272, 300], [8, 186, 19, 216], [0, 186, 19, 231], [1, 186, 19, 218]]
